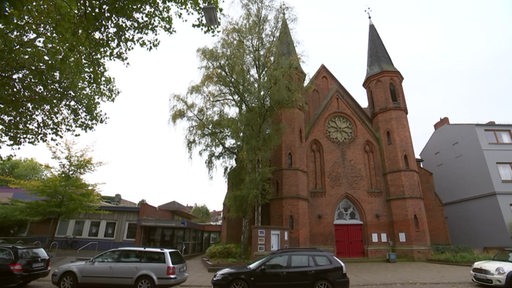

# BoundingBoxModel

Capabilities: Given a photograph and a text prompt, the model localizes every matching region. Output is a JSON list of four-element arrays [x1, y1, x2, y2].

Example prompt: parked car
[[0, 243, 51, 287], [211, 248, 350, 288], [51, 247, 188, 288], [471, 248, 512, 287]]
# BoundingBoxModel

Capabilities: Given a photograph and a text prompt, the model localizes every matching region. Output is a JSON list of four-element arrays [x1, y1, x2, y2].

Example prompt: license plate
[[32, 262, 44, 268]]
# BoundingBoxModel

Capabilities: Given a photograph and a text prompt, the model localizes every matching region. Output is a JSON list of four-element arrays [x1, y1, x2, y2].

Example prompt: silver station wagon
[[51, 247, 188, 288]]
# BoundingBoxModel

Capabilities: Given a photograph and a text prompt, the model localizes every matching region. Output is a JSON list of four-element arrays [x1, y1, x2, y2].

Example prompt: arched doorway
[[333, 199, 364, 258]]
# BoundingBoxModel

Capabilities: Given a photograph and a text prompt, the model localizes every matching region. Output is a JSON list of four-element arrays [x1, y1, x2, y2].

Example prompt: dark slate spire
[[365, 20, 399, 80], [275, 14, 304, 77]]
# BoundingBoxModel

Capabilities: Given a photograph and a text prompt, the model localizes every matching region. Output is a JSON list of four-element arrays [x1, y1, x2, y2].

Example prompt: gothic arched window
[[390, 83, 398, 103], [311, 141, 324, 190], [404, 154, 410, 169], [334, 199, 362, 224], [365, 143, 377, 190], [386, 131, 392, 145]]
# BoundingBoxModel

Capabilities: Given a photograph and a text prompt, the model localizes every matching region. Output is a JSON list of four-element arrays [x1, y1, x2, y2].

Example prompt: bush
[[430, 245, 494, 264], [206, 244, 241, 260]]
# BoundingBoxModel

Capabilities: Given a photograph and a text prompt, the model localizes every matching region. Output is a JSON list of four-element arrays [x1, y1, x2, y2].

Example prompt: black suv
[[0, 243, 51, 287], [211, 248, 350, 288]]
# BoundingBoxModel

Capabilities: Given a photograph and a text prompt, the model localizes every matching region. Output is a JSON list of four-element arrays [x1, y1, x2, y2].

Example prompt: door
[[271, 231, 280, 251], [334, 224, 364, 258]]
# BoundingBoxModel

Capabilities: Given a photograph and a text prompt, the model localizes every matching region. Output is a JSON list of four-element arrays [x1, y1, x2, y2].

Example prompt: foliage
[[0, 0, 220, 148], [429, 245, 494, 264], [0, 141, 102, 239], [191, 204, 212, 223], [206, 243, 241, 260], [0, 201, 32, 236], [0, 157, 50, 236], [170, 0, 301, 220], [18, 140, 102, 220], [0, 157, 49, 186]]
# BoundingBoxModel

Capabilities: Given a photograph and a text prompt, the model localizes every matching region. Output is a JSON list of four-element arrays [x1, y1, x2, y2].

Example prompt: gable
[[304, 65, 374, 141]]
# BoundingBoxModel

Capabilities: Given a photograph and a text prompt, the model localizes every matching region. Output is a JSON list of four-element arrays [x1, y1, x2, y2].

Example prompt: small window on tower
[[389, 83, 398, 103], [404, 154, 410, 169]]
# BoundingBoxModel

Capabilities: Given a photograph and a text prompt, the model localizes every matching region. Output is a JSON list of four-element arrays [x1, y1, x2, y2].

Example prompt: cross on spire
[[365, 7, 372, 20]]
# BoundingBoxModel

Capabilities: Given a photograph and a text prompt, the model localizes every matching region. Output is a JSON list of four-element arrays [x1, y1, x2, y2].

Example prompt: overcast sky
[[7, 0, 512, 211]]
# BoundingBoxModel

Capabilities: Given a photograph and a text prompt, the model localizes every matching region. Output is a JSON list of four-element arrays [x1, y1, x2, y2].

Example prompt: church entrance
[[333, 199, 364, 258]]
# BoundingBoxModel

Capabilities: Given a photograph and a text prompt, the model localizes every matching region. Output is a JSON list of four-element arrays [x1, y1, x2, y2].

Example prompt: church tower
[[362, 18, 431, 259], [269, 15, 310, 248]]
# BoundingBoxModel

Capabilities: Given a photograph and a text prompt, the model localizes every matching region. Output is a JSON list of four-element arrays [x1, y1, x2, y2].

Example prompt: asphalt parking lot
[[27, 255, 476, 288]]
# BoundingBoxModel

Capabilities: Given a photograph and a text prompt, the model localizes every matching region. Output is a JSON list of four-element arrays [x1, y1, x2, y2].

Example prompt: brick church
[[221, 16, 450, 260]]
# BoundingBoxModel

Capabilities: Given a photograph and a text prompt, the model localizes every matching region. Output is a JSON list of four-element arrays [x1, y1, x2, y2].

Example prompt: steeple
[[275, 14, 305, 81], [365, 20, 399, 81]]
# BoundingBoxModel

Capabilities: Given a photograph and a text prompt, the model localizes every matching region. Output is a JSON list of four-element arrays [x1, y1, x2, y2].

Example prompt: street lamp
[[202, 5, 219, 26]]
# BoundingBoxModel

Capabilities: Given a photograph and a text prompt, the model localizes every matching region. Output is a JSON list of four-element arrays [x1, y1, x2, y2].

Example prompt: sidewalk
[[179, 256, 473, 287]]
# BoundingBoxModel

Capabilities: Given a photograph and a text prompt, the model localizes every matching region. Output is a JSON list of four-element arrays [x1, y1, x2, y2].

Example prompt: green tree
[[170, 0, 302, 255], [14, 141, 102, 243], [191, 204, 212, 223], [0, 157, 50, 236], [0, 0, 220, 148], [0, 157, 49, 186]]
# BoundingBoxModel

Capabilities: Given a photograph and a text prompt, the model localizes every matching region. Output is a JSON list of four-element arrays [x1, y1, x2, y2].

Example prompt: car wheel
[[135, 276, 155, 288], [506, 272, 512, 288], [314, 280, 333, 288], [58, 272, 78, 288], [229, 279, 248, 288]]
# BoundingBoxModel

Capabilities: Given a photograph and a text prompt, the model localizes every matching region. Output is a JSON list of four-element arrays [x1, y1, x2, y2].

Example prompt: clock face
[[326, 116, 353, 143]]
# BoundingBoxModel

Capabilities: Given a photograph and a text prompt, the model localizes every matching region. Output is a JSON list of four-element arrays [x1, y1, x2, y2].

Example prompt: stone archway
[[333, 199, 364, 258]]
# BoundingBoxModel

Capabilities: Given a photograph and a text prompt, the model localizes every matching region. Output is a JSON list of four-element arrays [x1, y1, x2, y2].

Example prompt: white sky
[[5, 0, 511, 211]]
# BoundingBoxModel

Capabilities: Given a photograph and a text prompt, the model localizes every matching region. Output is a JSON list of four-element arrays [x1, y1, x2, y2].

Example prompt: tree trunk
[[240, 217, 250, 258]]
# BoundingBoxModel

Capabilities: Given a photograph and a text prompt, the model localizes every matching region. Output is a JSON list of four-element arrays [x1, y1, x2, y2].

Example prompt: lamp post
[[202, 5, 219, 26]]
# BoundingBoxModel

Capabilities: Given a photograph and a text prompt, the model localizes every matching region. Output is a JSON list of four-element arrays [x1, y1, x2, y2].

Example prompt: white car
[[51, 247, 188, 288], [471, 249, 512, 287]]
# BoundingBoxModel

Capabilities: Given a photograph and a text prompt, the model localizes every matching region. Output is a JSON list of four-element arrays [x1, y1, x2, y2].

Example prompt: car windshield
[[248, 255, 270, 269], [493, 251, 512, 262]]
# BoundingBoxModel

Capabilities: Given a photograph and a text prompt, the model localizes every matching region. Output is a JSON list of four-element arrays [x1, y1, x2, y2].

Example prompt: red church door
[[334, 224, 364, 258]]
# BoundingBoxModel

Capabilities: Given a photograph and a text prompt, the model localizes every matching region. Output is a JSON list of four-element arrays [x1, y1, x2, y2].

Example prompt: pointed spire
[[365, 20, 399, 80], [275, 13, 304, 77]]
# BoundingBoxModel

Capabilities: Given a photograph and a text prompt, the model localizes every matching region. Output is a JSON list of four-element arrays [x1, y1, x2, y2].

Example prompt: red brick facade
[[221, 19, 450, 260]]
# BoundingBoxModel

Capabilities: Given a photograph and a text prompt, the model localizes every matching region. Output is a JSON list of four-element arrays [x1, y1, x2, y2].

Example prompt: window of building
[[56, 220, 70, 236], [125, 222, 137, 240], [485, 130, 512, 144], [404, 154, 410, 169], [386, 131, 392, 145], [335, 199, 361, 222], [414, 215, 420, 231], [389, 83, 398, 103], [104, 222, 116, 238], [88, 221, 100, 237], [497, 163, 512, 181], [72, 220, 84, 237]]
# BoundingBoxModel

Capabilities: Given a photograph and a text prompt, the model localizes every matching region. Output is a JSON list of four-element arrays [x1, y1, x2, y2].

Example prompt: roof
[[0, 186, 40, 203], [365, 21, 399, 80], [275, 14, 305, 78], [158, 201, 194, 218]]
